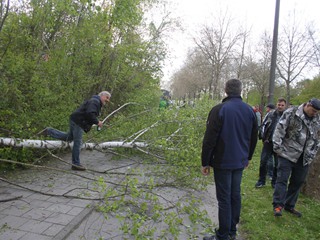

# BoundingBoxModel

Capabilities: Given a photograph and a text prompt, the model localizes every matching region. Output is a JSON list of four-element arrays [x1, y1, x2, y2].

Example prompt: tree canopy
[[0, 0, 167, 137]]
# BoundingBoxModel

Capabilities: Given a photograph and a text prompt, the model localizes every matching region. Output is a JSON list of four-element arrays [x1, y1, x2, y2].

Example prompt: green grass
[[240, 142, 320, 240]]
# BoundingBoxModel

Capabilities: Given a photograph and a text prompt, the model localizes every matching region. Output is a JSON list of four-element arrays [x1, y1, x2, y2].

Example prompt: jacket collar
[[222, 95, 242, 102]]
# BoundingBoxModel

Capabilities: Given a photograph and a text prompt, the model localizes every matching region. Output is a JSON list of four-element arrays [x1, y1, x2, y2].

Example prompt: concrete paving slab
[[46, 196, 72, 204], [0, 202, 10, 211], [0, 228, 26, 240], [24, 192, 52, 201], [45, 213, 76, 225], [64, 198, 92, 208], [19, 219, 53, 234], [66, 206, 86, 216], [19, 232, 53, 240], [42, 224, 65, 237], [0, 215, 29, 229], [52, 206, 94, 240], [45, 203, 74, 214], [28, 199, 54, 209], [21, 208, 54, 221], [1, 202, 32, 217]]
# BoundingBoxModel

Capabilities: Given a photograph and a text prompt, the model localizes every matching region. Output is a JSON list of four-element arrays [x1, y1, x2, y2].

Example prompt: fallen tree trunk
[[0, 137, 148, 149]]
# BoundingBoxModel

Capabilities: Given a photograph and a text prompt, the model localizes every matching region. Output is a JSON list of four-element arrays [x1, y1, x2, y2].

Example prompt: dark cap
[[266, 103, 275, 109], [309, 98, 320, 110]]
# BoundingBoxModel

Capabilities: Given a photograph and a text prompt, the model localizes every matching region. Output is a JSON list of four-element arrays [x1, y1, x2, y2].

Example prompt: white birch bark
[[0, 137, 148, 150]]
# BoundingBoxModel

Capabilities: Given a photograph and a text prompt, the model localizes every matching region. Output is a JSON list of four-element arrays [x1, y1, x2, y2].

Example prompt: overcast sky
[[158, 0, 320, 87]]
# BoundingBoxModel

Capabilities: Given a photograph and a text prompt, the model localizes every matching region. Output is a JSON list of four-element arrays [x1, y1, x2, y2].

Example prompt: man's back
[[202, 96, 258, 169], [215, 97, 257, 168]]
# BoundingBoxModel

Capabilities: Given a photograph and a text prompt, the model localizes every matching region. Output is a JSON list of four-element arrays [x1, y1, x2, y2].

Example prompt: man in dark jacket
[[201, 79, 258, 240], [255, 98, 286, 188], [41, 91, 111, 170]]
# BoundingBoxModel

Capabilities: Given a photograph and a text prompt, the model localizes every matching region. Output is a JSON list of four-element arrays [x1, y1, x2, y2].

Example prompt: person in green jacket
[[159, 96, 169, 110]]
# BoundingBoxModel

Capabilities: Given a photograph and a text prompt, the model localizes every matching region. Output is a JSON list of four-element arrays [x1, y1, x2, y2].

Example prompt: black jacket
[[261, 110, 283, 142], [70, 95, 102, 132]]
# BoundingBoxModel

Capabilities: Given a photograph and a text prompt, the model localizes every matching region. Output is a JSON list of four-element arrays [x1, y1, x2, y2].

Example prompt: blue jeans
[[46, 120, 83, 165], [213, 168, 243, 240], [258, 141, 278, 185], [273, 156, 309, 208]]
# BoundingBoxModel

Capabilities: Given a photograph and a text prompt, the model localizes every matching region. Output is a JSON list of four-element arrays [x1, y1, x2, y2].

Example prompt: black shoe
[[274, 206, 283, 217], [203, 235, 217, 240], [255, 181, 265, 188], [71, 164, 86, 171], [284, 207, 302, 217], [229, 235, 236, 240], [37, 128, 48, 137]]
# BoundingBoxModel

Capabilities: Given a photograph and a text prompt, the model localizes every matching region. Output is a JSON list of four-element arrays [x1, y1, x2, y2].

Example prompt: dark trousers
[[273, 156, 309, 208], [214, 168, 243, 240], [258, 141, 278, 185], [47, 120, 83, 165], [267, 156, 274, 178]]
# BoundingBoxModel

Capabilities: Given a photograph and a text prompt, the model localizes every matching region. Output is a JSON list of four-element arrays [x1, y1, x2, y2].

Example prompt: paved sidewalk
[[0, 149, 237, 240], [0, 150, 106, 240]]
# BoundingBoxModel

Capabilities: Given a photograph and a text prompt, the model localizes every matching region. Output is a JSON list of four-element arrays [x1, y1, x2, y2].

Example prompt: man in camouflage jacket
[[272, 98, 320, 217]]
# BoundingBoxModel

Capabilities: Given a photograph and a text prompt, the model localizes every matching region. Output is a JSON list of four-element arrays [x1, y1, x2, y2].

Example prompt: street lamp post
[[268, 0, 280, 104]]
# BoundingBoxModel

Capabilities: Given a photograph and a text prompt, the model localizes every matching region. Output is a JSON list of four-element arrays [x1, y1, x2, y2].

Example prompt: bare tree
[[233, 28, 251, 80], [170, 49, 211, 100], [193, 10, 243, 99], [308, 25, 320, 76], [170, 69, 190, 100], [276, 14, 315, 104], [243, 32, 272, 106]]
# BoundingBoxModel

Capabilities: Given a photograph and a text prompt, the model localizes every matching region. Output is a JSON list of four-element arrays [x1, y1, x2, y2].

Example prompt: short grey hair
[[99, 91, 111, 98], [225, 79, 242, 96]]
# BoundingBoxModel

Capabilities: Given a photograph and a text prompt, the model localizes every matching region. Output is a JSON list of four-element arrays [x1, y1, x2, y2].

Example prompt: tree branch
[[0, 195, 22, 202]]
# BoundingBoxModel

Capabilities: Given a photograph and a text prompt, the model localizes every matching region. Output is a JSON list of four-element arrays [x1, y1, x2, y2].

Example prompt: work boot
[[255, 181, 265, 188], [274, 206, 283, 217], [284, 207, 302, 217], [229, 234, 237, 240], [71, 164, 86, 171], [203, 235, 217, 240]]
